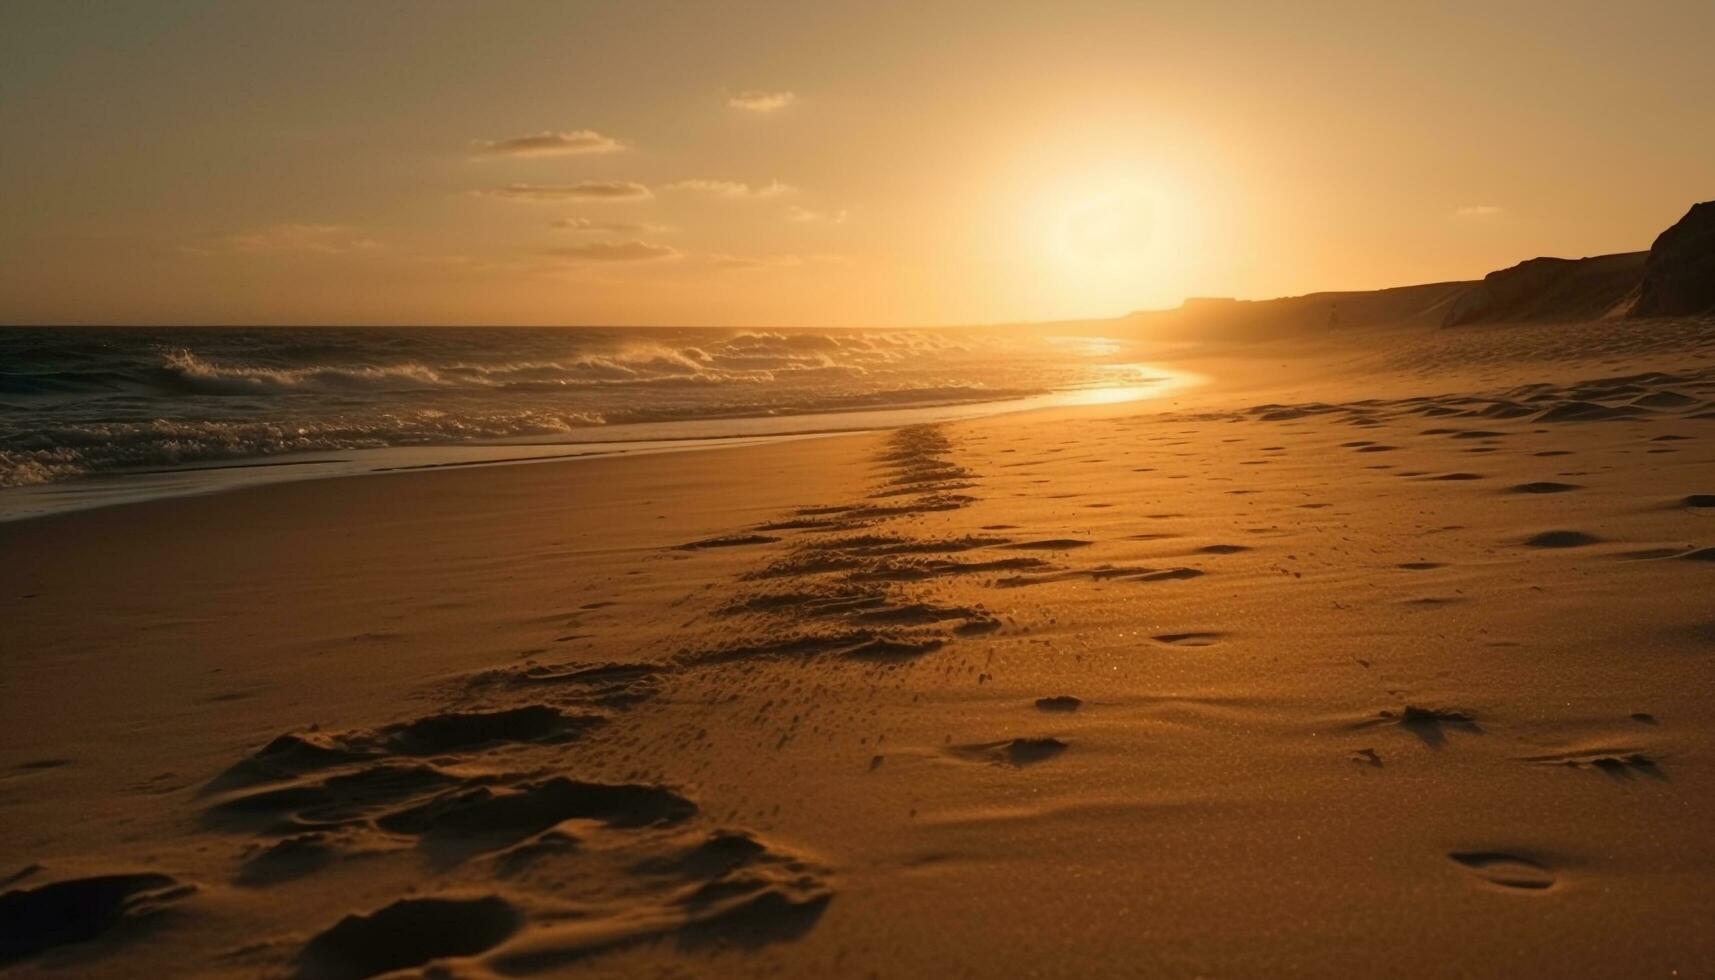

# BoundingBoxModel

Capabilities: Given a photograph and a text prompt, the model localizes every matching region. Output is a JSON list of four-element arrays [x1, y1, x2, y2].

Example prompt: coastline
[[0, 368, 1199, 522], [5, 323, 1715, 976]]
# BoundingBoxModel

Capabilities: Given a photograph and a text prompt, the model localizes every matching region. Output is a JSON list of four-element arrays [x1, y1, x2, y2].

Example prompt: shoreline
[[0, 370, 1200, 523], [5, 319, 1715, 976]]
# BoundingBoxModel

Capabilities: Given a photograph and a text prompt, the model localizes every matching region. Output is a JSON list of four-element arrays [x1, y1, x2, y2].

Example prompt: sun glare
[[1030, 178, 1198, 316], [1055, 188, 1157, 270]]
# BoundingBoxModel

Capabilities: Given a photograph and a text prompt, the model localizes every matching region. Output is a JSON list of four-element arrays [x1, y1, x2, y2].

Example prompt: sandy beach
[[8, 3, 1715, 975], [5, 312, 1714, 977]]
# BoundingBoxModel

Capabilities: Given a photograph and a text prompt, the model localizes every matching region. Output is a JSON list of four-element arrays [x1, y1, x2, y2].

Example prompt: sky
[[1, 0, 1711, 327]]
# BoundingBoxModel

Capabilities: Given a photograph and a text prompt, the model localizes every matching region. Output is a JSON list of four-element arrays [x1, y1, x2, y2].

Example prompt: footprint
[[1523, 530, 1601, 548], [947, 737, 1068, 767], [1152, 632, 1225, 647], [1034, 696, 1082, 713], [676, 533, 781, 551], [1129, 567, 1205, 582], [1448, 852, 1556, 891], [1522, 749, 1662, 778], [1378, 705, 1480, 748]]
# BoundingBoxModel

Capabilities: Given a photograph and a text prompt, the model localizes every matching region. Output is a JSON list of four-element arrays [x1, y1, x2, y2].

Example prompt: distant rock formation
[[1118, 201, 1710, 340], [1123, 281, 1471, 339], [1440, 252, 1644, 327], [1632, 201, 1715, 317]]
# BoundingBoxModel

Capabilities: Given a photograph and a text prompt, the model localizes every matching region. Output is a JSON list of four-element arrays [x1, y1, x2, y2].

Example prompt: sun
[[1030, 178, 1199, 316], [1054, 187, 1158, 271]]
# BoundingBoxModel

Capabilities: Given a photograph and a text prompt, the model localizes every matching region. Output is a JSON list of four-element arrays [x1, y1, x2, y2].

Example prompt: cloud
[[185, 223, 380, 255], [663, 179, 795, 199], [480, 181, 652, 202], [728, 90, 796, 112], [1454, 205, 1501, 217], [552, 217, 671, 234], [542, 240, 678, 262], [786, 205, 848, 224], [473, 129, 623, 157], [708, 255, 785, 271], [706, 252, 847, 272]]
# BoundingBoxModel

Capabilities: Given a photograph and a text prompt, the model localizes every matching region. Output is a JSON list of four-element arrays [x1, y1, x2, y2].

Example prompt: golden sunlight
[[1030, 177, 1200, 315], [1054, 187, 1158, 270], [4, 5, 1715, 977]]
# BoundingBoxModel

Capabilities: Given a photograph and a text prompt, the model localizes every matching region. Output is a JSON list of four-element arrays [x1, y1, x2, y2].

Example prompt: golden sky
[[2, 1, 1711, 327]]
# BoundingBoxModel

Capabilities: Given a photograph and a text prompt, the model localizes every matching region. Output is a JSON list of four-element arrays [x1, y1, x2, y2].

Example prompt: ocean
[[0, 326, 1181, 516]]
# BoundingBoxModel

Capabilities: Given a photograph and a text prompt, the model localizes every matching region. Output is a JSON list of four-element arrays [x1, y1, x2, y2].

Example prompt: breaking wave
[[0, 327, 1140, 488]]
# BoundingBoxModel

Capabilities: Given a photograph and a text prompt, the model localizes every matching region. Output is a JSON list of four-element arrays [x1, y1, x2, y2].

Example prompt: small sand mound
[[297, 894, 519, 980], [1153, 632, 1224, 647], [379, 706, 591, 755], [237, 833, 339, 886], [206, 763, 467, 831], [633, 829, 771, 878], [1448, 852, 1555, 891], [1377, 705, 1481, 748], [0, 873, 187, 964], [1034, 696, 1082, 712], [219, 707, 596, 789], [1001, 539, 1092, 551], [676, 533, 781, 550], [844, 636, 946, 660], [487, 834, 832, 970], [1132, 567, 1205, 582], [377, 777, 697, 839], [1630, 390, 1699, 408], [1534, 401, 1638, 423], [1507, 482, 1582, 494], [1523, 530, 1601, 548], [949, 737, 1069, 767], [1525, 749, 1660, 775]]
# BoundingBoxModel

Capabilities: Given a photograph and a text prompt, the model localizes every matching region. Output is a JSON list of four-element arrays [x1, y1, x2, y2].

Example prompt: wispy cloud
[[707, 252, 845, 272], [664, 179, 795, 199], [479, 181, 653, 202], [552, 217, 671, 234], [1454, 205, 1501, 217], [184, 223, 380, 255], [727, 90, 796, 113], [542, 240, 678, 262], [474, 129, 623, 157], [786, 205, 848, 224]]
